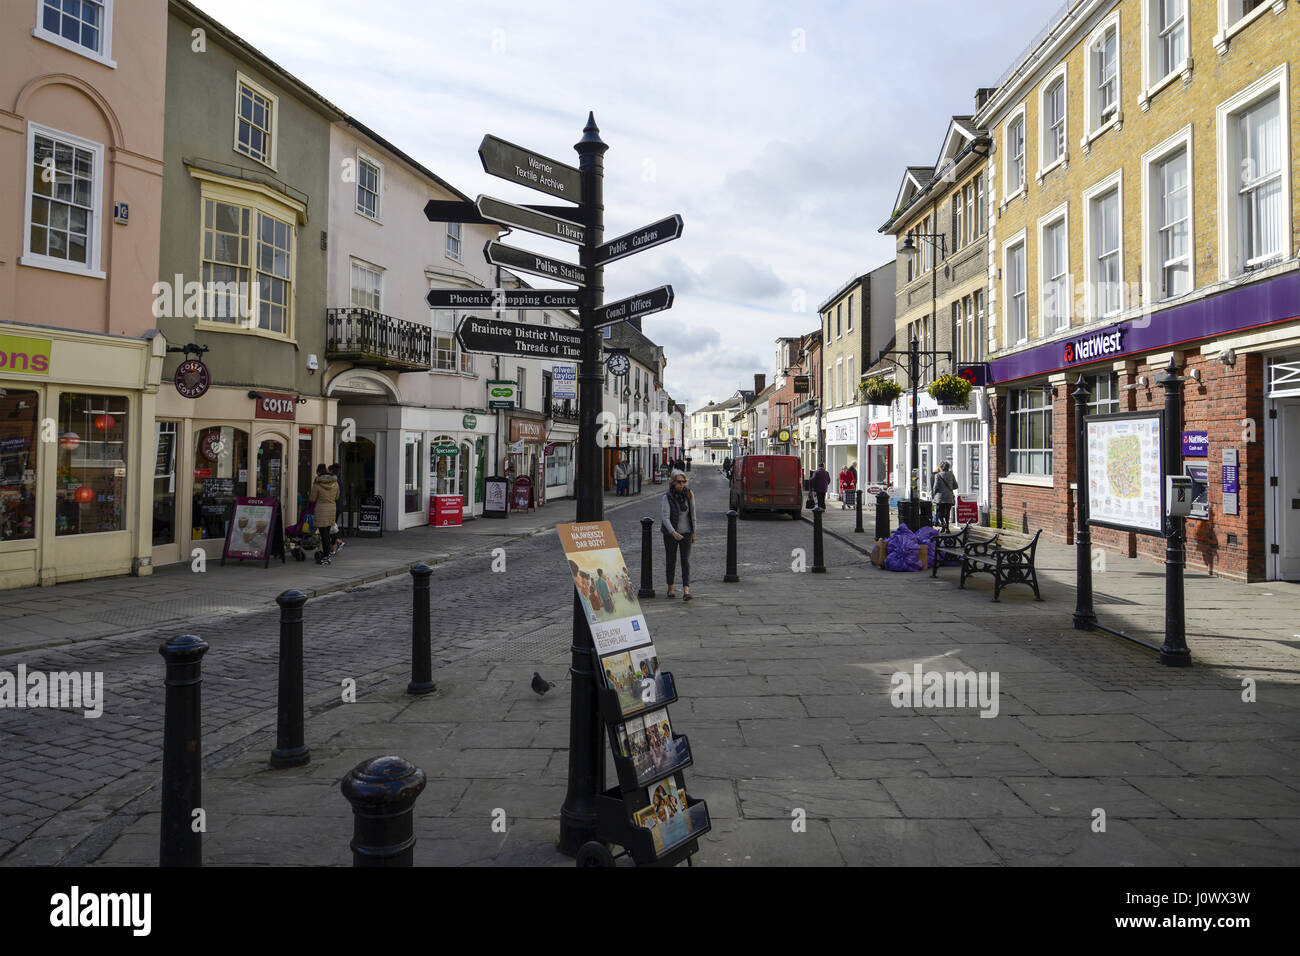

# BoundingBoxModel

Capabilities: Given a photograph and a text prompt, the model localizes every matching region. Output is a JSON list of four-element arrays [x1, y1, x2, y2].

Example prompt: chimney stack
[[754, 373, 766, 394], [975, 87, 998, 112]]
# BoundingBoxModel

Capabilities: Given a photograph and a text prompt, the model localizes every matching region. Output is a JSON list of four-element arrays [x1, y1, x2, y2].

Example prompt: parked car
[[728, 454, 802, 519]]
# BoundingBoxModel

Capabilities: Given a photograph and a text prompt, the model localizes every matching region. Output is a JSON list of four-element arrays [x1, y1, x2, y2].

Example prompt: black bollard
[[638, 517, 656, 598], [340, 755, 427, 867], [270, 589, 310, 768], [875, 491, 890, 541], [408, 564, 436, 695], [159, 634, 209, 867], [724, 509, 740, 583], [811, 506, 827, 573], [854, 487, 864, 533]]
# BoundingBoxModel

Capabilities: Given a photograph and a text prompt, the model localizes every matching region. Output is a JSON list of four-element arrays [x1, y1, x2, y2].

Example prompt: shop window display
[[192, 426, 249, 540], [0, 389, 39, 541], [57, 393, 128, 535]]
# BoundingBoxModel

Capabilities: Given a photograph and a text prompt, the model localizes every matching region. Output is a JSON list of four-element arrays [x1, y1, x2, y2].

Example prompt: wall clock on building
[[606, 353, 630, 376]]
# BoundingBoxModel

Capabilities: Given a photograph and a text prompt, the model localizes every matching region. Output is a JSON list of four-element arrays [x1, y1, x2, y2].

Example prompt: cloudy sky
[[193, 0, 1057, 411]]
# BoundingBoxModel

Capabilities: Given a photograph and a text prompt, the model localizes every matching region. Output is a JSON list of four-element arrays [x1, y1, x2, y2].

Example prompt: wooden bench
[[959, 528, 1045, 602], [930, 523, 999, 578]]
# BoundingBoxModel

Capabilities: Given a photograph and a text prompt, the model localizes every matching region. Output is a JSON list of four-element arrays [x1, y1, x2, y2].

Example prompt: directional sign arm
[[478, 134, 583, 203], [423, 200, 498, 225], [593, 214, 683, 266]]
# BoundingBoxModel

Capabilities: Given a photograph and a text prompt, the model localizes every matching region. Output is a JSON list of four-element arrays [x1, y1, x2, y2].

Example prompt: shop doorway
[[256, 438, 285, 512], [340, 436, 378, 532], [151, 420, 181, 566], [1273, 399, 1300, 581]]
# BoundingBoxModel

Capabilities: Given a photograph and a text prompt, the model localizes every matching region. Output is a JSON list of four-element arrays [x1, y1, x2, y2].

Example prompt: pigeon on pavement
[[531, 672, 555, 696]]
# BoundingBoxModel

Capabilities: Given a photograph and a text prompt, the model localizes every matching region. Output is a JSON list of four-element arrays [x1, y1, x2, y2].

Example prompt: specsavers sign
[[487, 379, 518, 409]]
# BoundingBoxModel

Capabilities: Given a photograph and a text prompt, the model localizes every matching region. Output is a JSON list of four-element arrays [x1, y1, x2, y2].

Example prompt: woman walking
[[309, 463, 340, 564], [931, 460, 959, 532], [660, 470, 696, 601]]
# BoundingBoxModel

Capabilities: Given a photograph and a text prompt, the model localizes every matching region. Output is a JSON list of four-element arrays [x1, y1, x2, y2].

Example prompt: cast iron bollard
[[159, 634, 209, 867], [854, 487, 864, 533], [408, 564, 437, 695], [340, 755, 428, 866], [270, 589, 310, 768], [638, 517, 656, 598], [724, 509, 740, 583], [875, 491, 890, 540], [811, 506, 827, 573]]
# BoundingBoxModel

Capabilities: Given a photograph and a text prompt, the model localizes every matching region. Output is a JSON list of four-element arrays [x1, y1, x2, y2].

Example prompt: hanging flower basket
[[927, 373, 972, 406], [859, 378, 902, 406]]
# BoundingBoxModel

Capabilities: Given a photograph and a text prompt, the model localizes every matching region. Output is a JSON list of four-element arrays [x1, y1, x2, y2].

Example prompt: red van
[[728, 454, 802, 519]]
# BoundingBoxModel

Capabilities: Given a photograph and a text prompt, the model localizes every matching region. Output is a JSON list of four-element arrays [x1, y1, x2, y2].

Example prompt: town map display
[[1085, 413, 1163, 534]]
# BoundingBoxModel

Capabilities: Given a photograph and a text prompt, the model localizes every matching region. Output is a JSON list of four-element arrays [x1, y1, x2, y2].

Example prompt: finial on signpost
[[577, 111, 607, 151]]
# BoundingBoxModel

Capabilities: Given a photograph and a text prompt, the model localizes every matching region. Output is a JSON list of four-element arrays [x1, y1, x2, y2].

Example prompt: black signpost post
[[428, 115, 682, 858]]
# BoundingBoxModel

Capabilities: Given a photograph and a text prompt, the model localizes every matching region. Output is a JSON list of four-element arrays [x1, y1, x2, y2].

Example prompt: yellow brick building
[[977, 0, 1299, 581]]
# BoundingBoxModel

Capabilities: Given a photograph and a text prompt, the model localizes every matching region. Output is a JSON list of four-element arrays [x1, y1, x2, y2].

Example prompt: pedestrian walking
[[661, 470, 696, 600], [309, 464, 340, 565], [614, 457, 628, 497], [838, 466, 854, 509], [931, 460, 959, 532], [811, 464, 831, 510]]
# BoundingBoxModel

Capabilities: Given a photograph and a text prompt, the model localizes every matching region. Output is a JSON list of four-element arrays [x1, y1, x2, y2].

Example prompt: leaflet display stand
[[577, 650, 711, 867], [557, 520, 710, 867]]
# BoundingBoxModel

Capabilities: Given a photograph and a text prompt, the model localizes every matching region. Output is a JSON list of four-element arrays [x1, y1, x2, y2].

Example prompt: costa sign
[[254, 391, 296, 421], [1063, 328, 1124, 365], [174, 359, 210, 399]]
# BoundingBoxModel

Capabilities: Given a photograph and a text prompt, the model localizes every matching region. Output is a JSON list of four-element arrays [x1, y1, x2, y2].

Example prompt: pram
[[284, 508, 321, 562]]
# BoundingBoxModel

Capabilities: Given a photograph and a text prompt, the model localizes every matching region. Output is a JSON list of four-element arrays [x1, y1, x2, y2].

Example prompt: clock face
[[606, 354, 630, 376]]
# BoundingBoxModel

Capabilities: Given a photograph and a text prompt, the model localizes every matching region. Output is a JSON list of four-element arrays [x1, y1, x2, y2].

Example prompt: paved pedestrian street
[[1, 468, 1296, 867]]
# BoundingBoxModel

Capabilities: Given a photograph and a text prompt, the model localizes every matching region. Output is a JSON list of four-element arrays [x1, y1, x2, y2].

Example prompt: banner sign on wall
[[553, 364, 577, 401]]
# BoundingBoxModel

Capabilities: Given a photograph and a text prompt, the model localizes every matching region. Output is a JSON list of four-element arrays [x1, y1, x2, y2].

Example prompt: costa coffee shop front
[[988, 270, 1300, 583], [151, 381, 334, 569], [0, 323, 165, 590]]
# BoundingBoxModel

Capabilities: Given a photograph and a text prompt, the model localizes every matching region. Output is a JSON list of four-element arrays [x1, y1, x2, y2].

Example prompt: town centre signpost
[[430, 114, 682, 856]]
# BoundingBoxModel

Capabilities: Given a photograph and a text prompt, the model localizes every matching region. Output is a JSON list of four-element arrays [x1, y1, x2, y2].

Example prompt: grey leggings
[[663, 531, 692, 587]]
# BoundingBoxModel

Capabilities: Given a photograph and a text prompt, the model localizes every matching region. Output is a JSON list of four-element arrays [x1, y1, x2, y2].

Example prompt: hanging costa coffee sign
[[254, 391, 297, 421], [174, 359, 211, 399]]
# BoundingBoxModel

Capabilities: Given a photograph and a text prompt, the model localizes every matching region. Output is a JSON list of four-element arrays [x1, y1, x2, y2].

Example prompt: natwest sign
[[1063, 328, 1124, 365], [254, 391, 297, 421]]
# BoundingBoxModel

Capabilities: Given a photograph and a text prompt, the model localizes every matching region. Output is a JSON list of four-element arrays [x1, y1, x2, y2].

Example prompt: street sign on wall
[[478, 134, 583, 203], [484, 240, 585, 286]]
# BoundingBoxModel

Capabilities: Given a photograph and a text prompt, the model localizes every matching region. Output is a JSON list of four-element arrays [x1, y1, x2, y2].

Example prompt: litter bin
[[897, 500, 933, 531]]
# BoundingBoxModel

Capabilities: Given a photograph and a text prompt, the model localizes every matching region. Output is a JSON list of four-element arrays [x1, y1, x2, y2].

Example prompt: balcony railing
[[326, 307, 431, 371], [550, 399, 578, 423]]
